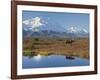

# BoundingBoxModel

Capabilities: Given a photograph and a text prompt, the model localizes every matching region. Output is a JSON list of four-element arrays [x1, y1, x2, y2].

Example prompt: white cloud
[[23, 19, 30, 25], [31, 17, 43, 28], [23, 17, 44, 29]]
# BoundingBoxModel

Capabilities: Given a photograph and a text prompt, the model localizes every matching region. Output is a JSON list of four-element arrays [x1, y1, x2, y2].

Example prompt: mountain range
[[23, 17, 89, 38]]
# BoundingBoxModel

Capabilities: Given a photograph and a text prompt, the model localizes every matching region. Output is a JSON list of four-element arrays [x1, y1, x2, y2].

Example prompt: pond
[[22, 55, 89, 69]]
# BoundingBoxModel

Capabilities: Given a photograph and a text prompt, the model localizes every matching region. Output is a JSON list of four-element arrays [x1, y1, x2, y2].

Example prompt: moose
[[65, 39, 75, 46]]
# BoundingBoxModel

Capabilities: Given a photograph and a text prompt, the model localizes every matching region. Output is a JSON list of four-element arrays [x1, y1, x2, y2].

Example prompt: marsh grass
[[23, 38, 89, 59]]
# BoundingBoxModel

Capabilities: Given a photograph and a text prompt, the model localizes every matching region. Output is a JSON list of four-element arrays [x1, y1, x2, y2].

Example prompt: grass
[[23, 37, 89, 59]]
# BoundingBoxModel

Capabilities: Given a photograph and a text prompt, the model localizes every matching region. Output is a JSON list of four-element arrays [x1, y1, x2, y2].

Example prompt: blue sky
[[22, 10, 90, 32]]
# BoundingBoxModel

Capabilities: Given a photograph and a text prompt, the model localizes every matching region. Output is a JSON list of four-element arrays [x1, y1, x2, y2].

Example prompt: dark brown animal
[[66, 39, 75, 46]]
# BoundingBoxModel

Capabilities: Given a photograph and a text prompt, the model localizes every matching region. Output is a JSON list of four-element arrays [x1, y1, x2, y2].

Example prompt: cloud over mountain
[[23, 17, 46, 31], [23, 17, 67, 32]]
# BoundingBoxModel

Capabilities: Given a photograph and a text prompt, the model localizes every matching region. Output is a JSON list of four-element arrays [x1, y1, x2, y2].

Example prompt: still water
[[22, 55, 89, 69]]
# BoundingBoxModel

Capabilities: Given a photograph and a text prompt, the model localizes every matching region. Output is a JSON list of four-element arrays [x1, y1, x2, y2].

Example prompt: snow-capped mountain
[[67, 27, 79, 33], [80, 29, 88, 33], [66, 27, 88, 34], [23, 17, 89, 38], [23, 17, 67, 38], [23, 17, 66, 33], [22, 17, 44, 32]]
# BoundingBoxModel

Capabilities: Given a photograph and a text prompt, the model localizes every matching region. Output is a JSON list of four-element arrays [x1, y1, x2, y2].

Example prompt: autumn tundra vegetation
[[23, 37, 89, 59]]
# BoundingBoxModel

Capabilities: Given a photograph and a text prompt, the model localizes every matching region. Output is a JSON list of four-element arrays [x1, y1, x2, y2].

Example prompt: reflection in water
[[23, 54, 89, 69], [65, 56, 75, 60], [33, 54, 42, 61]]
